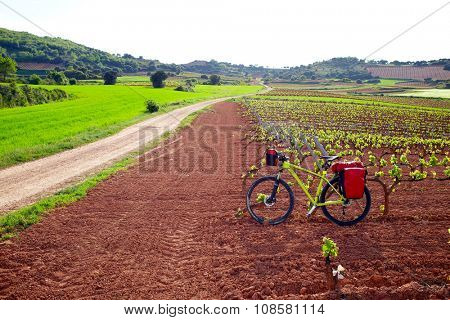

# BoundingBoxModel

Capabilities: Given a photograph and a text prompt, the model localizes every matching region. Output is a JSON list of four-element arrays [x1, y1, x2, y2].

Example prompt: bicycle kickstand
[[307, 205, 317, 218]]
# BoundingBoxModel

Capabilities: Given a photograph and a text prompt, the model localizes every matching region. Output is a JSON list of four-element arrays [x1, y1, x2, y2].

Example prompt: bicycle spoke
[[248, 177, 292, 223], [323, 179, 368, 224], [353, 199, 364, 211]]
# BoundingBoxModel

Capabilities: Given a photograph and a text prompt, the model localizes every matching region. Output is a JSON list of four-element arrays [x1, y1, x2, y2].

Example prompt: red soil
[[0, 102, 448, 299]]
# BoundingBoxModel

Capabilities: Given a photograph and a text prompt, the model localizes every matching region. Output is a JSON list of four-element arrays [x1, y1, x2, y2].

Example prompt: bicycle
[[246, 151, 371, 227]]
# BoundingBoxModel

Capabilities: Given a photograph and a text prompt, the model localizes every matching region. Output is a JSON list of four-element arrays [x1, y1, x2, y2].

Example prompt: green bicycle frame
[[280, 161, 344, 207]]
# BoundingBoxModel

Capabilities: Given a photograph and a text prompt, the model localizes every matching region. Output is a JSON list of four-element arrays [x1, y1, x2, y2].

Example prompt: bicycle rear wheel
[[320, 176, 371, 226], [246, 176, 294, 225]]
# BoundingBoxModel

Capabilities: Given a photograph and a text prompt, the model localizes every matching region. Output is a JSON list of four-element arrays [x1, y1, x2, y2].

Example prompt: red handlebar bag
[[266, 149, 278, 166], [340, 167, 366, 199]]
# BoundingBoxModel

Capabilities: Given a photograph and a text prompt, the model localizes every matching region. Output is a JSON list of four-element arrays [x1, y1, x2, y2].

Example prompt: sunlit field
[[0, 84, 262, 168]]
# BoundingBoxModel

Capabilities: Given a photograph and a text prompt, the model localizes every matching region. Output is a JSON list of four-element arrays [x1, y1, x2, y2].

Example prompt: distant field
[[377, 79, 400, 86], [270, 82, 365, 90], [259, 88, 450, 110], [393, 89, 450, 99], [367, 65, 450, 80], [269, 79, 402, 90], [117, 75, 149, 83], [0, 84, 262, 168], [117, 72, 248, 85], [251, 94, 438, 111]]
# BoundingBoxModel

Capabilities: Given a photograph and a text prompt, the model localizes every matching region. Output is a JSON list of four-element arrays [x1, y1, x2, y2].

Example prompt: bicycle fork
[[267, 171, 282, 203]]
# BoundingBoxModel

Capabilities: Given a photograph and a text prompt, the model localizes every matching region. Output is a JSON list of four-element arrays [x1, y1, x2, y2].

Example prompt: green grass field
[[376, 79, 400, 86], [0, 84, 262, 168], [117, 75, 149, 83], [394, 89, 450, 99]]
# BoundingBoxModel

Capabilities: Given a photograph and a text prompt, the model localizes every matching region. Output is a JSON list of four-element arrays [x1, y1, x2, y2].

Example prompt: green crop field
[[0, 84, 262, 169], [393, 89, 450, 99], [377, 79, 400, 86], [117, 75, 149, 83]]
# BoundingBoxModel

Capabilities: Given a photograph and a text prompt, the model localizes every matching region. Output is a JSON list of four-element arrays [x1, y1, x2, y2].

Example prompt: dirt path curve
[[0, 101, 253, 299], [0, 93, 260, 213]]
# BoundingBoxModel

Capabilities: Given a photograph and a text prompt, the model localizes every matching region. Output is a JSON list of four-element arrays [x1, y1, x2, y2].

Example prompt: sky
[[0, 0, 449, 68]]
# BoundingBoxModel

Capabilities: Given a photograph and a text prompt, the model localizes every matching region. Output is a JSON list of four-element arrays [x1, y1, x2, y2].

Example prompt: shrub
[[150, 71, 168, 88], [69, 78, 77, 85], [200, 74, 208, 79], [64, 69, 87, 80], [209, 74, 221, 85], [29, 74, 42, 85], [186, 78, 197, 86], [47, 70, 69, 85], [146, 99, 160, 113], [0, 83, 69, 108], [174, 85, 191, 92], [174, 79, 196, 92], [103, 71, 118, 85]]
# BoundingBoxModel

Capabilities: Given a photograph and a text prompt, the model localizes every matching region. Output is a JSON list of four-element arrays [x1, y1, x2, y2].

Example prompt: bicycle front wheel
[[246, 176, 294, 225], [320, 176, 371, 226]]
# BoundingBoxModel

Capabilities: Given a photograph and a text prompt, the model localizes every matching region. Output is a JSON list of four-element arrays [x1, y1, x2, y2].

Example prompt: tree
[[150, 71, 168, 88], [103, 70, 118, 85], [175, 79, 196, 92], [29, 74, 42, 85], [47, 70, 69, 85], [64, 69, 87, 80], [209, 74, 221, 85], [0, 55, 17, 81], [200, 74, 208, 79], [148, 61, 158, 72]]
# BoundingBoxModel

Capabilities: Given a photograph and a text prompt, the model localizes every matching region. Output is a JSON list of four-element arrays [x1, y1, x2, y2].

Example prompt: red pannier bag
[[340, 168, 366, 199], [330, 161, 364, 173], [330, 161, 366, 199]]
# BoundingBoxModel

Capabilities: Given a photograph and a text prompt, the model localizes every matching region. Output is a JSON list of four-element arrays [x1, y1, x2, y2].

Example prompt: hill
[[1, 27, 449, 82], [181, 60, 271, 77], [0, 28, 178, 79], [0, 28, 377, 80]]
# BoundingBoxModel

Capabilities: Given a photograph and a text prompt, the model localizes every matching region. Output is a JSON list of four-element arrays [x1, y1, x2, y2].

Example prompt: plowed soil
[[0, 102, 448, 299]]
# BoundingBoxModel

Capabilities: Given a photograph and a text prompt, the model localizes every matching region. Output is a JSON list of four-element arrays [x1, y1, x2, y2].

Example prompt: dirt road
[[0, 96, 243, 213], [0, 102, 448, 299]]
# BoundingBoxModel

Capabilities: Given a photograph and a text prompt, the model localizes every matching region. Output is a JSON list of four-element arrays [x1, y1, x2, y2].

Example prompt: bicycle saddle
[[320, 155, 340, 162]]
